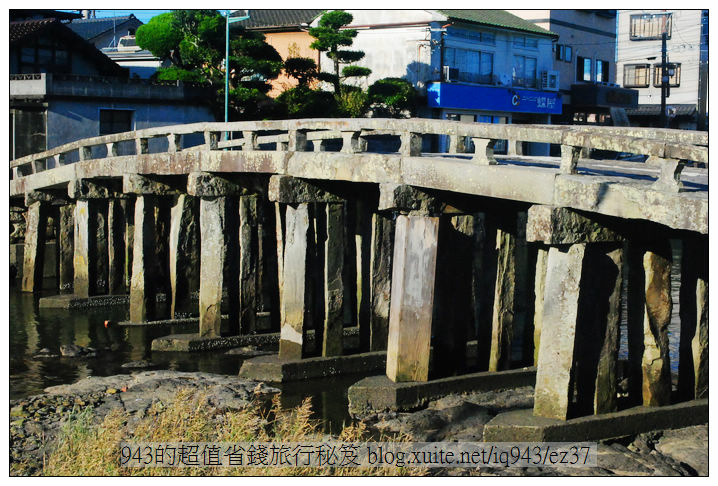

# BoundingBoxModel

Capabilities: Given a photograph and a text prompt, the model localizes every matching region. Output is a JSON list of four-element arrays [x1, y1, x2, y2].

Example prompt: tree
[[368, 78, 418, 118], [308, 10, 371, 95], [136, 10, 283, 120]]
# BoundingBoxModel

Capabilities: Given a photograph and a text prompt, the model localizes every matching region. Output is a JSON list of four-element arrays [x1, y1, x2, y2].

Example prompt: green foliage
[[276, 85, 338, 118], [368, 77, 418, 118], [283, 57, 319, 86], [136, 10, 282, 120], [308, 10, 370, 95], [335, 89, 369, 118], [135, 13, 182, 62], [342, 65, 372, 79]]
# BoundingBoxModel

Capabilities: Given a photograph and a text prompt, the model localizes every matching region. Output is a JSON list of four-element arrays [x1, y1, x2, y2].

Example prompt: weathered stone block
[[526, 205, 622, 244]]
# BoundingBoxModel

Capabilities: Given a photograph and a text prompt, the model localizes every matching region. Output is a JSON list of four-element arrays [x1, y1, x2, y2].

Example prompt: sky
[[63, 10, 170, 24]]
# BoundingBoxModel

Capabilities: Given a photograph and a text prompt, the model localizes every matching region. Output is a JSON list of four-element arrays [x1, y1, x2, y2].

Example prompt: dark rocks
[[34, 348, 59, 359], [120, 360, 156, 369], [10, 371, 280, 476], [225, 346, 273, 357], [59, 344, 96, 358]]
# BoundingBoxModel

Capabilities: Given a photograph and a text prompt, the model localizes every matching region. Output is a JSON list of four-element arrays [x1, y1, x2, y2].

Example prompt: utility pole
[[660, 30, 668, 129]]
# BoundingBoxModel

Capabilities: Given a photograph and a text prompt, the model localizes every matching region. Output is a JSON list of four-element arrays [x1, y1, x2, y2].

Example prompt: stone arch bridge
[[10, 118, 708, 440]]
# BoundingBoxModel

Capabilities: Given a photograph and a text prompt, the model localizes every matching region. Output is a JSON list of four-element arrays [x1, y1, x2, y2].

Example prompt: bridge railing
[[10, 119, 707, 192]]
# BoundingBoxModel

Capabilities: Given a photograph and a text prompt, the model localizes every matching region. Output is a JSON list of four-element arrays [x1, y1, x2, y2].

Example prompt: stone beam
[[378, 183, 444, 215], [123, 174, 183, 196], [25, 189, 71, 207], [268, 175, 344, 204], [187, 172, 259, 198], [526, 205, 622, 244], [69, 179, 120, 200]]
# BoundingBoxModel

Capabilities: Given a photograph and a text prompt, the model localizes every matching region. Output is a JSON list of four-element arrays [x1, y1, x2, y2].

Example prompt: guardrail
[[10, 118, 708, 193]]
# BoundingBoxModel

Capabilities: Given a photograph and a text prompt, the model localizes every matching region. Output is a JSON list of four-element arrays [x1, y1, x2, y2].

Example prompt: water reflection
[[9, 282, 353, 431]]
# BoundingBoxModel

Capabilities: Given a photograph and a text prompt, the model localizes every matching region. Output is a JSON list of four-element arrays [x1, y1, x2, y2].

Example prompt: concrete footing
[[151, 326, 360, 352], [38, 292, 167, 309], [348, 367, 536, 415], [483, 399, 708, 442], [239, 351, 386, 383]]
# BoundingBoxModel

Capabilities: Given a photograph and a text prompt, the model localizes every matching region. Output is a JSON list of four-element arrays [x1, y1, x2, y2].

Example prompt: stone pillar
[[94, 200, 109, 295], [107, 199, 126, 295], [626, 240, 646, 406], [369, 212, 395, 351], [532, 245, 549, 366], [432, 215, 473, 377], [269, 176, 348, 359], [198, 196, 239, 337], [641, 241, 673, 407], [279, 203, 314, 359], [322, 202, 345, 356], [169, 194, 199, 318], [129, 195, 157, 322], [73, 199, 94, 298], [239, 195, 259, 334], [354, 200, 372, 351], [386, 215, 439, 382], [488, 224, 518, 372], [58, 203, 74, 294], [527, 205, 624, 420], [21, 201, 49, 292], [534, 244, 585, 419], [678, 237, 709, 400]]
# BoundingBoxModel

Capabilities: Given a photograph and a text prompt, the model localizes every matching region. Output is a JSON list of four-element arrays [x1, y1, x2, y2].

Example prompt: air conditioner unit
[[541, 70, 559, 91], [443, 66, 459, 82]]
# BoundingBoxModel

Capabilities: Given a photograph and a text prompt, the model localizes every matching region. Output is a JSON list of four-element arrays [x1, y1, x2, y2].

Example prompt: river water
[[9, 243, 683, 429]]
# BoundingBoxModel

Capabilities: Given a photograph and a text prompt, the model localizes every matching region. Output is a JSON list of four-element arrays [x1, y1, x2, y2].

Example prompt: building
[[309, 10, 563, 154], [616, 9, 708, 129], [508, 10, 638, 125], [232, 9, 324, 97], [66, 11, 143, 49], [10, 10, 214, 160]]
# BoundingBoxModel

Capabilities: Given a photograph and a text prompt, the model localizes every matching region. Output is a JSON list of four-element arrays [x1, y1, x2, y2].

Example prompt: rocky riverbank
[[9, 372, 707, 476]]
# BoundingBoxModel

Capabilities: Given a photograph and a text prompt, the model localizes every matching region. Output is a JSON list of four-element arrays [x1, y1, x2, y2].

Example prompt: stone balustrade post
[[471, 137, 498, 165]]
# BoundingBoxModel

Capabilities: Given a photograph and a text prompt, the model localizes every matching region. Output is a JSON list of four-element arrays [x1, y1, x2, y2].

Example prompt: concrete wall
[[510, 10, 618, 89], [263, 31, 322, 97], [616, 9, 702, 105], [46, 99, 213, 157]]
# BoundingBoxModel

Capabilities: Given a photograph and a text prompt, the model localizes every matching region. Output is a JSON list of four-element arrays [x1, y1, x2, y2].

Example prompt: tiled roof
[[231, 9, 323, 30], [438, 10, 558, 37], [67, 15, 139, 40], [625, 104, 696, 117], [10, 19, 57, 44]]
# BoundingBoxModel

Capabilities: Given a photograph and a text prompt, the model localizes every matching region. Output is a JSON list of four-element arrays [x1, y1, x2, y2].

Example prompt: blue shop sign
[[427, 82, 562, 115]]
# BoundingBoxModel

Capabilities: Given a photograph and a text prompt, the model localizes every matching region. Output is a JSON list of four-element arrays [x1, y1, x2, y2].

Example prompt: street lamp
[[225, 10, 250, 131]]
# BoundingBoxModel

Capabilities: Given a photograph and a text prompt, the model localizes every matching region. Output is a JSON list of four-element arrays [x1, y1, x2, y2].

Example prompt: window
[[16, 37, 71, 74], [630, 13, 672, 40], [444, 47, 494, 84], [514, 35, 538, 49], [576, 56, 592, 82], [99, 109, 134, 135], [556, 44, 573, 62], [623, 64, 650, 87], [653, 63, 681, 87], [449, 28, 495, 45], [596, 60, 610, 82], [513, 55, 537, 88]]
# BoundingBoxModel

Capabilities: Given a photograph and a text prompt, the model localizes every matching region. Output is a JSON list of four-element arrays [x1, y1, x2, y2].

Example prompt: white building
[[312, 9, 563, 152], [616, 9, 708, 129]]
